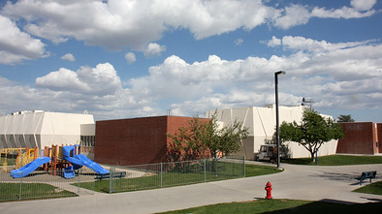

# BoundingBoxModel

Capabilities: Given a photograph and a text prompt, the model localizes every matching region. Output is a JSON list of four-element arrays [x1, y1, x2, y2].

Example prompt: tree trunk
[[310, 151, 315, 162]]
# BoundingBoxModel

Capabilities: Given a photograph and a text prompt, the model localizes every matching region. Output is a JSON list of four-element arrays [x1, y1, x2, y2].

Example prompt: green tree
[[167, 117, 209, 161], [279, 109, 344, 162], [167, 113, 249, 161], [215, 120, 249, 157], [337, 114, 355, 122]]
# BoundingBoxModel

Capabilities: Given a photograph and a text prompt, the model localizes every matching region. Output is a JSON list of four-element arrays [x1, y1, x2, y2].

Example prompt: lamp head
[[275, 71, 286, 76]]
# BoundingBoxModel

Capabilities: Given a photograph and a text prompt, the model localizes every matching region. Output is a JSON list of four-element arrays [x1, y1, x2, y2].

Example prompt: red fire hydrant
[[265, 182, 273, 199]]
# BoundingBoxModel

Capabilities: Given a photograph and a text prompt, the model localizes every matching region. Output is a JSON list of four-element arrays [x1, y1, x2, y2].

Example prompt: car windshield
[[260, 146, 268, 152]]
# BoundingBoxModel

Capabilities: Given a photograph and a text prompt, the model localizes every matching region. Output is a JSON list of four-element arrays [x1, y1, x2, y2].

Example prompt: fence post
[[77, 169, 80, 195], [109, 167, 113, 193], [243, 156, 245, 177], [160, 162, 163, 188], [19, 173, 22, 200], [204, 159, 206, 182]]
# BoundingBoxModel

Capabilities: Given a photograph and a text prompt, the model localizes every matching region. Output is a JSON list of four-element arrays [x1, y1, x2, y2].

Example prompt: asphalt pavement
[[1, 162, 382, 214]]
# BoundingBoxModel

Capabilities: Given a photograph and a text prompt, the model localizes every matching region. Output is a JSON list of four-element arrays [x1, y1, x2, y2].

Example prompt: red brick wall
[[94, 116, 211, 166], [166, 116, 211, 161], [336, 122, 377, 154], [95, 116, 168, 165]]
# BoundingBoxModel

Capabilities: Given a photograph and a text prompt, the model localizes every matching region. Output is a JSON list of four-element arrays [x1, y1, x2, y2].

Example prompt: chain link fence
[[105, 156, 245, 193], [1, 156, 245, 201], [0, 168, 95, 202]]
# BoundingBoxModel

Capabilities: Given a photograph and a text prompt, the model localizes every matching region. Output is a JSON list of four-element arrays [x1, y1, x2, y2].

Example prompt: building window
[[80, 135, 95, 152]]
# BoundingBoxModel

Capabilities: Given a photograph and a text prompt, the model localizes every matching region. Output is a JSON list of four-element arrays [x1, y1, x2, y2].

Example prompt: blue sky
[[0, 0, 381, 122]]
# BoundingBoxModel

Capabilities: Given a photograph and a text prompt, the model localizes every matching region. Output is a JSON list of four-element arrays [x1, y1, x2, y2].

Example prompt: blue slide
[[75, 154, 109, 174], [62, 146, 109, 176], [62, 146, 83, 169], [11, 157, 51, 178]]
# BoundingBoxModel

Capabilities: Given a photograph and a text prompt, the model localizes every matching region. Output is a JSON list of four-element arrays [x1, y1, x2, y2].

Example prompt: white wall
[[206, 105, 337, 160], [284, 139, 338, 159], [0, 111, 94, 149], [81, 124, 96, 136]]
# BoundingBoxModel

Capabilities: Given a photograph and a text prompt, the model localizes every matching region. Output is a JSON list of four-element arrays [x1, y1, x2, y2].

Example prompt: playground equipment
[[1, 148, 30, 172], [61, 145, 109, 178], [46, 144, 66, 176], [17, 147, 39, 168], [1, 148, 20, 172], [10, 157, 51, 178], [9, 144, 108, 178]]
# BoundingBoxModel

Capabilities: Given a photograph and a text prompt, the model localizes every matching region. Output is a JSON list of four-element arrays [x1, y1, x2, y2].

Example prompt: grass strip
[[157, 199, 382, 214], [246, 164, 282, 177], [282, 155, 382, 166], [0, 183, 77, 202], [75, 164, 279, 193], [78, 171, 244, 193], [353, 181, 382, 196]]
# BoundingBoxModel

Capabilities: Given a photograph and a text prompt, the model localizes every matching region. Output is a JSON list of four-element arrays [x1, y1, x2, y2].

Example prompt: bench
[[95, 171, 126, 180], [355, 171, 377, 185]]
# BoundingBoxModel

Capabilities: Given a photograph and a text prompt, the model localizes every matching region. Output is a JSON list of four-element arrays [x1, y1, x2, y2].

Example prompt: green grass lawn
[[78, 171, 241, 193], [157, 199, 382, 214], [246, 164, 282, 177], [353, 181, 382, 196], [282, 155, 382, 166], [0, 183, 77, 202], [75, 164, 280, 193]]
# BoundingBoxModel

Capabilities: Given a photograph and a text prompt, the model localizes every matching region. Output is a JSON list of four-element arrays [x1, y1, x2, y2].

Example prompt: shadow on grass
[[159, 199, 382, 214], [262, 199, 382, 213], [281, 158, 313, 165]]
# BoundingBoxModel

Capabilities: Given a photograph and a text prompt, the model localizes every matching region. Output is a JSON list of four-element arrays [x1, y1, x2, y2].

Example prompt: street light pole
[[275, 71, 286, 169]]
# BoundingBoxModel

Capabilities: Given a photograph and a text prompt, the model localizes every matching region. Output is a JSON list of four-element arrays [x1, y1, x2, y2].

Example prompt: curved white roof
[[0, 111, 94, 149]]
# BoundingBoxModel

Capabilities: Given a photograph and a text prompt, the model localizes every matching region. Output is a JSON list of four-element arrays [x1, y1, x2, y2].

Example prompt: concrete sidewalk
[[1, 163, 382, 214]]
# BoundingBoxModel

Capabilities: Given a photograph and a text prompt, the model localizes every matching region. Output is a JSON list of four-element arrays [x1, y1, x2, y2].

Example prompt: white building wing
[[206, 105, 338, 159], [0, 111, 94, 149]]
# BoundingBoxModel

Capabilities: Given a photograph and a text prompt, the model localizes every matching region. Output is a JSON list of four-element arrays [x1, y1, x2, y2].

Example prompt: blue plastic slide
[[62, 146, 83, 169], [75, 154, 109, 174], [11, 157, 51, 178], [63, 166, 75, 179], [62, 145, 109, 175]]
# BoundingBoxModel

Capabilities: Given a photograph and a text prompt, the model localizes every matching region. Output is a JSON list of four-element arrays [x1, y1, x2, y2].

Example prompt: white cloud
[[0, 35, 381, 120], [3, 0, 375, 52], [274, 4, 311, 29], [311, 6, 375, 19], [36, 63, 122, 96], [351, 0, 377, 11], [234, 38, 243, 46], [132, 37, 382, 117], [268, 36, 372, 54], [274, 3, 376, 29], [29, 62, 157, 119], [0, 15, 48, 65], [61, 53, 75, 62], [125, 52, 136, 64], [267, 36, 281, 47], [144, 43, 166, 57]]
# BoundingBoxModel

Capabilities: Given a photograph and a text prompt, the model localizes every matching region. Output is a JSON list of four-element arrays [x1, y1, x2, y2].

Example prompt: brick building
[[336, 122, 382, 154], [94, 116, 211, 166]]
